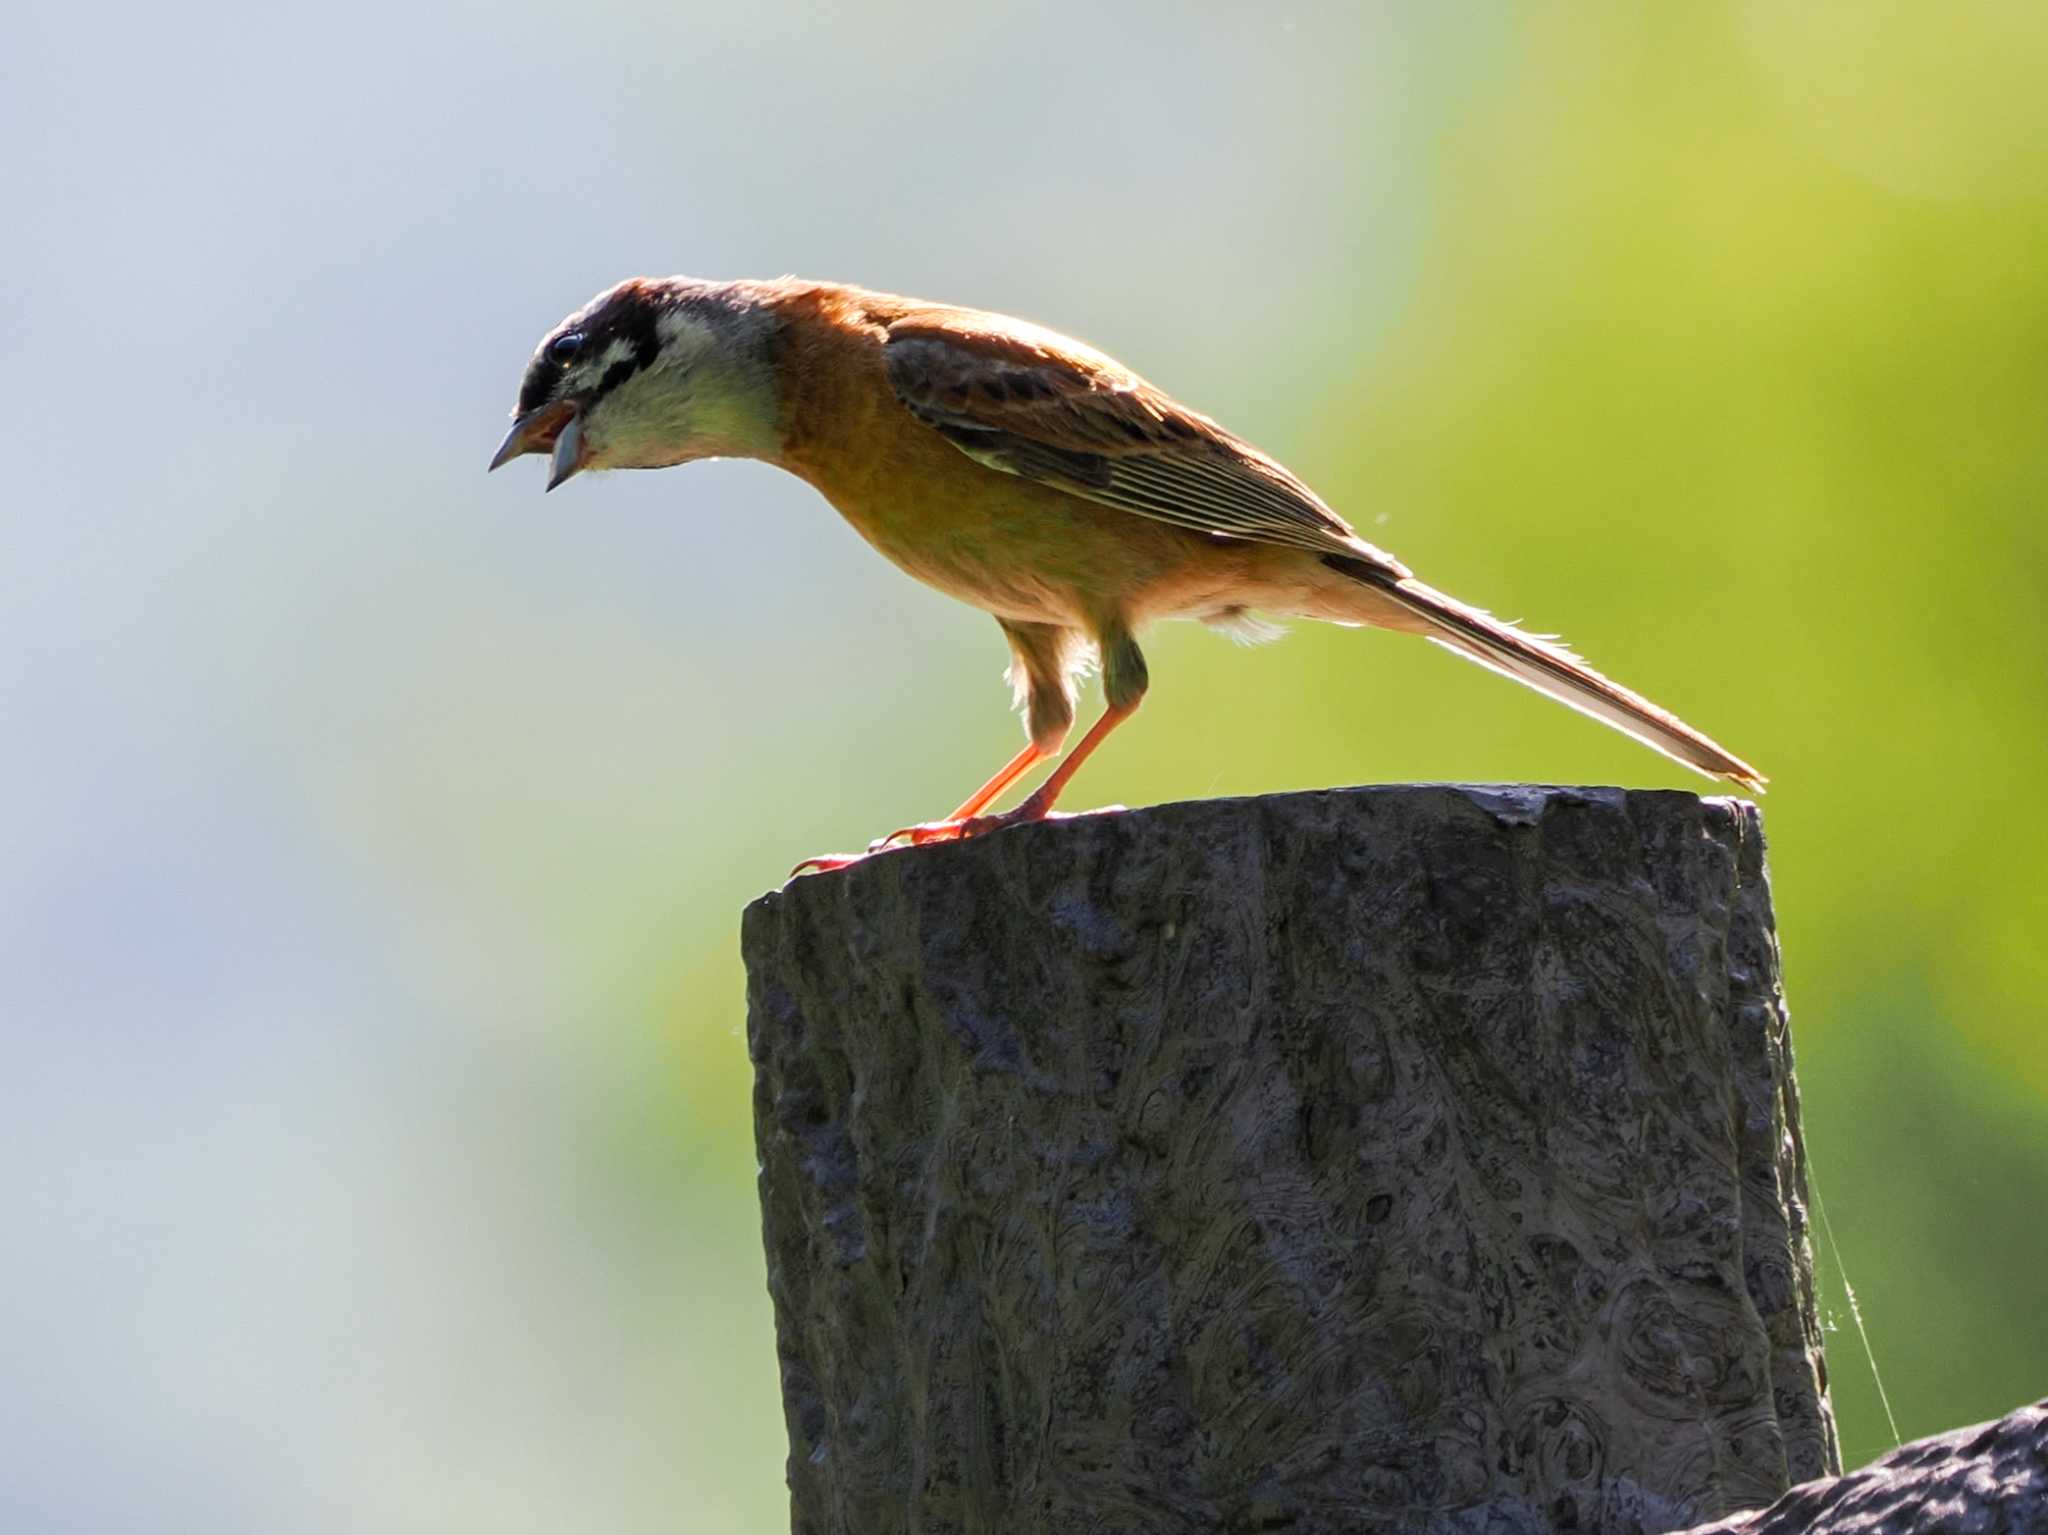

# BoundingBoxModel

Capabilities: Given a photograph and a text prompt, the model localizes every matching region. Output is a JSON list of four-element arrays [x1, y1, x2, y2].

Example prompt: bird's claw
[[788, 852, 870, 878], [870, 820, 971, 851]]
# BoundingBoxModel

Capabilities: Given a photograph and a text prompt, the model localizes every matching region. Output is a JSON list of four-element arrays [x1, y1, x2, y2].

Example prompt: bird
[[490, 276, 1763, 871]]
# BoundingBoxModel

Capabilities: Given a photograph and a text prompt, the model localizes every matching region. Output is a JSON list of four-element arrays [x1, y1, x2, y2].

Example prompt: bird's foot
[[790, 801, 1128, 877], [871, 797, 1127, 852]]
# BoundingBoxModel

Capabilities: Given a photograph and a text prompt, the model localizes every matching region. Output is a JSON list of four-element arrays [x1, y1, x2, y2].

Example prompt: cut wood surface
[[744, 785, 1838, 1533]]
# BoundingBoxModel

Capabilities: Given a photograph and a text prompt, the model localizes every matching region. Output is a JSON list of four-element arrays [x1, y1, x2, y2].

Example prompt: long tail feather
[[1371, 572, 1766, 792]]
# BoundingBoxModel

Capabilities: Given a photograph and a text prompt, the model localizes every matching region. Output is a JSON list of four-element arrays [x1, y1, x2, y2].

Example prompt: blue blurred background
[[6, 2, 2046, 1528]]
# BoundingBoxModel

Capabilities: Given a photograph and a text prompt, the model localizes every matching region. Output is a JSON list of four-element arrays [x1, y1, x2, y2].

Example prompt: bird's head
[[488, 276, 784, 489]]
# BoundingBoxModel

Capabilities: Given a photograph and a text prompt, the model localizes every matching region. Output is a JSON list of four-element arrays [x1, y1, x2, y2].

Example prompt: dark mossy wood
[[743, 785, 1838, 1534], [1675, 1399, 2048, 1534]]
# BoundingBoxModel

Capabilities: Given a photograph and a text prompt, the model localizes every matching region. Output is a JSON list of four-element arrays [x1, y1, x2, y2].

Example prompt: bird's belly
[[790, 427, 1343, 632], [813, 466, 1161, 627], [835, 513, 1063, 621]]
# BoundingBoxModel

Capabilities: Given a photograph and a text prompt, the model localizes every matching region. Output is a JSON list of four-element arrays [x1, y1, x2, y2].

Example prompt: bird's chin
[[634, 448, 704, 470], [597, 442, 708, 473]]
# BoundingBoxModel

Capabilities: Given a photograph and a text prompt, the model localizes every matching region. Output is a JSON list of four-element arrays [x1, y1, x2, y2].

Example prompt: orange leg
[[1004, 700, 1134, 820], [790, 740, 1051, 876], [944, 740, 1049, 822], [866, 740, 1050, 852], [896, 699, 1137, 847], [793, 701, 1138, 877]]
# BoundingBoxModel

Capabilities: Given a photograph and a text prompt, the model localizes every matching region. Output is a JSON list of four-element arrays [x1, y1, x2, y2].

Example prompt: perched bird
[[491, 276, 1763, 869]]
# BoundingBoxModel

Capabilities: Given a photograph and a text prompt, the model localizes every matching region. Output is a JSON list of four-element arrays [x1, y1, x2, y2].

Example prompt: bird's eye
[[547, 332, 585, 364]]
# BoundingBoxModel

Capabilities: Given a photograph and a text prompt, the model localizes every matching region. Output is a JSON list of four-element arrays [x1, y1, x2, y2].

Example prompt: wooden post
[[743, 785, 1839, 1534], [1674, 1399, 2047, 1533]]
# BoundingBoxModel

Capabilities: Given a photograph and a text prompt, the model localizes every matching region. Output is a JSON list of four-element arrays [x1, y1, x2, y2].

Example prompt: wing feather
[[883, 309, 1407, 576]]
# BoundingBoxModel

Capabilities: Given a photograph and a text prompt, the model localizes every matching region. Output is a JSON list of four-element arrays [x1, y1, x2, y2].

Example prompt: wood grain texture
[[1675, 1399, 2048, 1534], [743, 785, 1839, 1533]]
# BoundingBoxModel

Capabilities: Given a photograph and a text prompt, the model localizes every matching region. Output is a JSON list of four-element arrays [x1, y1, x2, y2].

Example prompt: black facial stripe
[[596, 356, 643, 398], [516, 354, 566, 415], [513, 279, 668, 415], [586, 293, 664, 404]]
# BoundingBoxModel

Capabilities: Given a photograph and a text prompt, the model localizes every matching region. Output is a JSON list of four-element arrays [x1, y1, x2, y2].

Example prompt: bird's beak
[[488, 400, 577, 473], [545, 412, 587, 492]]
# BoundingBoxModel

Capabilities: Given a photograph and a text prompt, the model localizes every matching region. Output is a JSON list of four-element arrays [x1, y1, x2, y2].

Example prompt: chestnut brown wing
[[883, 308, 1409, 577]]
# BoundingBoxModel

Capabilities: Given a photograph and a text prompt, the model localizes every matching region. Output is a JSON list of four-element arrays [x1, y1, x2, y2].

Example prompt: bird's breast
[[776, 371, 1136, 624], [765, 296, 1260, 629]]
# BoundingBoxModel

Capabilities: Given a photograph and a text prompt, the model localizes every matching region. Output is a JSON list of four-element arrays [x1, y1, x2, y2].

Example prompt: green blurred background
[[6, 2, 2045, 1528]]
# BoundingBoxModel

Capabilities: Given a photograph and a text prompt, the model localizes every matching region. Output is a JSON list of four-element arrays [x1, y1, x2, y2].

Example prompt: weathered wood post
[[743, 785, 1839, 1534]]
